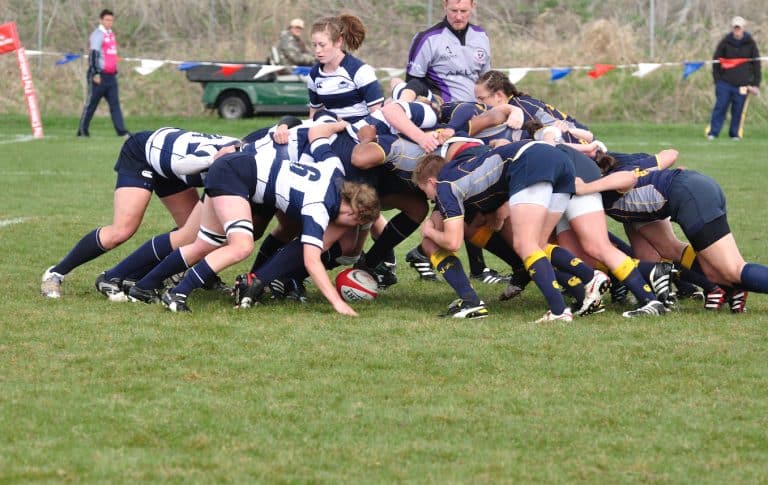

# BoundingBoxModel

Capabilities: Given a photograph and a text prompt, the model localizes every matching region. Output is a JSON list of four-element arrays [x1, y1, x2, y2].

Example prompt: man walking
[[77, 9, 130, 138]]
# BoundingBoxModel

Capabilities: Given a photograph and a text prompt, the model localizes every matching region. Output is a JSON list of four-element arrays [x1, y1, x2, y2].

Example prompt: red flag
[[219, 64, 244, 76], [588, 63, 615, 79], [0, 22, 21, 54], [719, 57, 750, 69]]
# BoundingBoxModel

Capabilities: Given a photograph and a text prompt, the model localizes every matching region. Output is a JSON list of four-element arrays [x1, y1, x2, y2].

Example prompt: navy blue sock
[[255, 239, 304, 282], [740, 263, 768, 293], [526, 251, 567, 315], [555, 269, 585, 302], [484, 233, 524, 270], [608, 231, 634, 256], [465, 242, 486, 275], [435, 252, 480, 305], [104, 232, 173, 281], [135, 249, 189, 290], [52, 228, 107, 275], [250, 234, 287, 273], [173, 259, 216, 296], [364, 212, 419, 267], [677, 266, 718, 293], [546, 244, 594, 283]]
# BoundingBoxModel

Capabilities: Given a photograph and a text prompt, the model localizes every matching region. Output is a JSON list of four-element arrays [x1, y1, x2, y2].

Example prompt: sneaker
[[704, 286, 726, 310], [269, 277, 308, 303], [470, 267, 509, 285], [41, 266, 65, 298], [649, 262, 675, 304], [730, 137, 740, 141], [610, 282, 633, 305], [163, 271, 186, 289], [622, 300, 667, 318], [726, 289, 748, 313], [499, 282, 525, 301], [535, 307, 574, 323], [233, 272, 265, 308], [354, 253, 398, 289], [576, 270, 611, 316], [127, 285, 161, 304], [95, 273, 128, 302], [76, 129, 90, 137], [439, 299, 489, 319], [405, 246, 437, 281], [674, 279, 703, 301], [706, 134, 715, 141], [202, 274, 231, 293], [161, 290, 190, 312]]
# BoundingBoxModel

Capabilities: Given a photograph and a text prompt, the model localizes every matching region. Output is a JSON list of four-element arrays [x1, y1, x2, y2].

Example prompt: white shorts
[[509, 182, 569, 212]]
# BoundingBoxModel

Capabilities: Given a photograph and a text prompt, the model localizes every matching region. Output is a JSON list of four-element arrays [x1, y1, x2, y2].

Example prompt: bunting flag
[[252, 64, 285, 80], [682, 61, 705, 80], [379, 67, 405, 79], [550, 67, 573, 82], [588, 63, 615, 79], [218, 64, 244, 76], [508, 68, 530, 84], [54, 53, 81, 65], [292, 66, 312, 76], [135, 59, 165, 75], [632, 63, 662, 78], [719, 57, 750, 69], [177, 61, 200, 71]]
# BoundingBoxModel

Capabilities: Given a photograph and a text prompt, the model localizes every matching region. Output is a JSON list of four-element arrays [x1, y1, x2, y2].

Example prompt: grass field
[[2, 114, 768, 482]]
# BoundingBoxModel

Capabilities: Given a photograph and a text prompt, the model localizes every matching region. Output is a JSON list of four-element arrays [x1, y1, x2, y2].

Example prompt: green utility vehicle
[[185, 63, 309, 119]]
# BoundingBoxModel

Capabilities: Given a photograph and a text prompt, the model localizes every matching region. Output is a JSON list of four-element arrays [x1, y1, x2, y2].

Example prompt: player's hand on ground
[[333, 300, 359, 317]]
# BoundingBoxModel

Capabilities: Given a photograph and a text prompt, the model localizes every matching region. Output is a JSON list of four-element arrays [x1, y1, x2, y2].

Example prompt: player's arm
[[381, 102, 438, 152], [303, 234, 358, 317], [656, 149, 678, 170], [351, 141, 386, 169], [575, 171, 638, 196], [422, 213, 465, 253]]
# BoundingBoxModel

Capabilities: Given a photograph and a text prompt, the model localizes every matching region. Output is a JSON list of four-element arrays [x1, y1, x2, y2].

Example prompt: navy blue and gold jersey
[[434, 141, 528, 220], [600, 153, 677, 222]]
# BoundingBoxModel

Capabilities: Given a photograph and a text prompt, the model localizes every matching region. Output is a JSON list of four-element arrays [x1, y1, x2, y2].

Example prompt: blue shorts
[[507, 143, 575, 197], [204, 152, 259, 199], [668, 170, 729, 250], [113, 131, 190, 198]]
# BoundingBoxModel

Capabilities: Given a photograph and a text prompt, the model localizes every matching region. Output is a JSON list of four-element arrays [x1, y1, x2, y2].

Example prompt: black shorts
[[668, 171, 729, 251]]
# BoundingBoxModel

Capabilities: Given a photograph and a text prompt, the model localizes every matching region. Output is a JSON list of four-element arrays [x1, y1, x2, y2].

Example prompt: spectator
[[275, 18, 315, 67], [706, 15, 761, 140], [77, 9, 130, 138]]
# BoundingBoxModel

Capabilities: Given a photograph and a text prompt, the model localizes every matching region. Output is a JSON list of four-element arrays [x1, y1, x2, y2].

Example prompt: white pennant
[[632, 63, 662, 78], [508, 68, 530, 84], [379, 67, 405, 79], [134, 59, 165, 75], [253, 65, 286, 80]]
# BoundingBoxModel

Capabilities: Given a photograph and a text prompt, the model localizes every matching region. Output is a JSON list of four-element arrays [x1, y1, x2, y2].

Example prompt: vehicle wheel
[[217, 93, 251, 119]]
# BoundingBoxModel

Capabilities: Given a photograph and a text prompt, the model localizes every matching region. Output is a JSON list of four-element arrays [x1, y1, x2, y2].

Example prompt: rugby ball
[[335, 268, 378, 302]]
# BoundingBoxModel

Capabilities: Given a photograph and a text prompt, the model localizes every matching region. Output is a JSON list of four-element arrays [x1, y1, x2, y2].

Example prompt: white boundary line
[[0, 217, 28, 228], [0, 135, 38, 145]]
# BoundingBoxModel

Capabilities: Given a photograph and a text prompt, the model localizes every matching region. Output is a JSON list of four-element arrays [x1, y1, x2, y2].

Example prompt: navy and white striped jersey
[[406, 19, 491, 102], [346, 100, 438, 143], [254, 138, 346, 248], [145, 127, 240, 187], [307, 54, 384, 120]]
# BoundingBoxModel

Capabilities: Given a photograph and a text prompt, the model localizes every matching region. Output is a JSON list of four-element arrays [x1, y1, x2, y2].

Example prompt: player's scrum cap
[[731, 16, 746, 28], [290, 18, 305, 29]]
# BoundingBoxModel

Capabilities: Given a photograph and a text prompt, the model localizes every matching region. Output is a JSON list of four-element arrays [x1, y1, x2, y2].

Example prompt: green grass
[[2, 115, 768, 482]]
